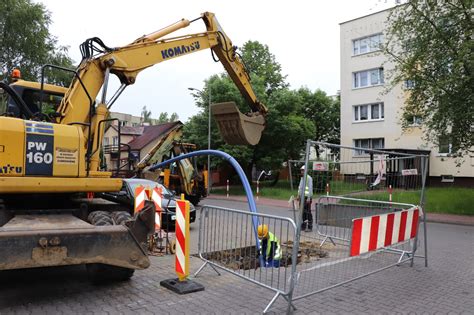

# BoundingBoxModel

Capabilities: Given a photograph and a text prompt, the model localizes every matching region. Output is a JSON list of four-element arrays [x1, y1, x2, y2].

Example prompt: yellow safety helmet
[[257, 224, 268, 239]]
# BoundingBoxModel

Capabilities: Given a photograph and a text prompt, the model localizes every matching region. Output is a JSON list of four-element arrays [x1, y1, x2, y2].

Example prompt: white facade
[[109, 112, 142, 127], [340, 9, 473, 182]]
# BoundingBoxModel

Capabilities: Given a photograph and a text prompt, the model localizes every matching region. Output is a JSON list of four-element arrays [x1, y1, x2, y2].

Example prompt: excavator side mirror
[[211, 102, 265, 146]]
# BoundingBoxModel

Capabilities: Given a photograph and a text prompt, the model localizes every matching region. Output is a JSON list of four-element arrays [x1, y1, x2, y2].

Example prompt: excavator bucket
[[211, 102, 265, 146]]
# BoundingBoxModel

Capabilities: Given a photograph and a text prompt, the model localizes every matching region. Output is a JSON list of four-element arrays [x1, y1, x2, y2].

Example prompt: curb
[[204, 195, 474, 227]]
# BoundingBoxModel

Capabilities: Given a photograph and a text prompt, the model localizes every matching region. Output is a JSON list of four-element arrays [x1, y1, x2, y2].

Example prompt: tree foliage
[[385, 0, 473, 154], [0, 0, 74, 85], [240, 41, 289, 95], [184, 41, 338, 180], [141, 106, 152, 124], [157, 112, 179, 123], [297, 88, 340, 145]]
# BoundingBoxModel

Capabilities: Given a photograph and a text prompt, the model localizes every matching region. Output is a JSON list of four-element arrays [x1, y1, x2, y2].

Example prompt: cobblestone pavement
[[0, 199, 473, 314]]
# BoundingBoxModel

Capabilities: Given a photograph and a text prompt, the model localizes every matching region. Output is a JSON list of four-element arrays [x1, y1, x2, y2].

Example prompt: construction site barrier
[[194, 206, 298, 314], [290, 140, 428, 302], [316, 196, 415, 246], [193, 142, 429, 314]]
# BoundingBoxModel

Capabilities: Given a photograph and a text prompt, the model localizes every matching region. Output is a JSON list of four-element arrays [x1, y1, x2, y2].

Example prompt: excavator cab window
[[6, 85, 64, 118], [0, 87, 6, 115], [21, 88, 63, 116]]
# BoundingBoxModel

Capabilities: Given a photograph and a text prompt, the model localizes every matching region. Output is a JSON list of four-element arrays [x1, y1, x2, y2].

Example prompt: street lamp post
[[188, 87, 212, 196]]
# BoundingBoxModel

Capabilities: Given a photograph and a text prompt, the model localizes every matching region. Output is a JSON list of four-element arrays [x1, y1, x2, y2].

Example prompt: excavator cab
[[211, 102, 265, 146]]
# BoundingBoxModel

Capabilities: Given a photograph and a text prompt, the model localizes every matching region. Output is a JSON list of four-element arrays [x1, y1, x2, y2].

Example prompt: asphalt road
[[0, 198, 473, 314]]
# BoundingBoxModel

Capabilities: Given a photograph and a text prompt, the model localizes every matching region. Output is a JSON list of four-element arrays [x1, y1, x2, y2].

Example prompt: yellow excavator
[[0, 12, 267, 280]]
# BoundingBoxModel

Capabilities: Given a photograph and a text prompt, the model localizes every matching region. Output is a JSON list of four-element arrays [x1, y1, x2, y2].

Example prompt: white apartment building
[[340, 8, 473, 186]]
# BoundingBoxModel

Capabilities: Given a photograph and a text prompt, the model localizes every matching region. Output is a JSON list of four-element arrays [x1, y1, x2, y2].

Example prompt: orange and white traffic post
[[175, 194, 190, 281], [151, 186, 163, 231], [160, 194, 204, 294], [134, 185, 148, 213]]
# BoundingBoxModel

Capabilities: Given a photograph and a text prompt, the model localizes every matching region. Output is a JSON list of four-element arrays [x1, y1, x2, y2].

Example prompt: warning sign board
[[313, 161, 329, 171], [55, 148, 78, 165]]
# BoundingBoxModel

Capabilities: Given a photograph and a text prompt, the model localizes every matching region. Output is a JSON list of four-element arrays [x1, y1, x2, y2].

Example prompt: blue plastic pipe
[[149, 150, 263, 262]]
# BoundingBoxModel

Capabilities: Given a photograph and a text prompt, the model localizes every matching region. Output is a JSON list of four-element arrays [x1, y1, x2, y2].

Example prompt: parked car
[[100, 178, 196, 230]]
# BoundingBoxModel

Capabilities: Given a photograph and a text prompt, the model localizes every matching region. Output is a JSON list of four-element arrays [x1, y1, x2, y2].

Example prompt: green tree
[[298, 88, 340, 145], [384, 0, 473, 154], [169, 112, 179, 122], [141, 106, 152, 124], [0, 0, 74, 85], [158, 112, 169, 123], [184, 74, 314, 180], [254, 88, 315, 171], [157, 112, 179, 123], [240, 41, 289, 95]]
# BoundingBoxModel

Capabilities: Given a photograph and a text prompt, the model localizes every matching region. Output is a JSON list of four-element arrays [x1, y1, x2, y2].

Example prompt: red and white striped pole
[[151, 186, 163, 231], [160, 194, 204, 293], [226, 179, 229, 198], [175, 194, 190, 281], [389, 185, 393, 207]]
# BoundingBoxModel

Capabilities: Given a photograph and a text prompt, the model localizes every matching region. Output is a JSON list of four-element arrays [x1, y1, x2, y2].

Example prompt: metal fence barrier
[[193, 141, 429, 314], [292, 196, 422, 301], [194, 206, 298, 313]]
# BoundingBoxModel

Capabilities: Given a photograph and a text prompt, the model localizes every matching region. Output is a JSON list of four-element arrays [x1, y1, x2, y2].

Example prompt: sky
[[37, 0, 395, 122]]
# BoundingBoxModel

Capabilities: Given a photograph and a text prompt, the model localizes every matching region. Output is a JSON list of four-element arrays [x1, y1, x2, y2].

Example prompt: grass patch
[[352, 188, 474, 216], [213, 180, 366, 200], [213, 181, 473, 216]]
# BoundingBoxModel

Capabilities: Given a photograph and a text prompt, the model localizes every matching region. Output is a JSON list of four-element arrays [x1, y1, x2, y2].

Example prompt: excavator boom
[[56, 12, 267, 148]]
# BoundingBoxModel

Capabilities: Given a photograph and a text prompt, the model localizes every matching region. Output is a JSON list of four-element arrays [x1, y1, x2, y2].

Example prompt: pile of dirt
[[285, 240, 329, 263], [200, 241, 329, 270]]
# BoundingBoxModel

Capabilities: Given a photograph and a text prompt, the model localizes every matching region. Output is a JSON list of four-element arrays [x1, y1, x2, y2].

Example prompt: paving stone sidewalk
[[0, 197, 472, 314]]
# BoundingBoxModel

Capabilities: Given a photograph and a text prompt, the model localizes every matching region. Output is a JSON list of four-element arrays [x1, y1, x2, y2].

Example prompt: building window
[[438, 135, 456, 155], [404, 80, 416, 89], [103, 137, 109, 146], [405, 114, 422, 126], [353, 68, 384, 88], [353, 103, 384, 122], [353, 138, 385, 155], [353, 33, 383, 56], [112, 136, 119, 146], [441, 175, 454, 183]]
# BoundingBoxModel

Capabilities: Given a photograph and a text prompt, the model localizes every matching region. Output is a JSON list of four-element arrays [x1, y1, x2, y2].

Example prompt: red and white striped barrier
[[134, 186, 148, 213], [350, 207, 420, 257], [175, 195, 190, 281], [151, 186, 163, 230]]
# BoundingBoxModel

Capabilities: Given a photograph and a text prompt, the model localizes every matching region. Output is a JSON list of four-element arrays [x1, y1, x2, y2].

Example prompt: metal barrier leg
[[263, 292, 281, 314], [397, 251, 409, 264], [194, 261, 221, 277], [320, 235, 336, 247], [282, 294, 297, 313]]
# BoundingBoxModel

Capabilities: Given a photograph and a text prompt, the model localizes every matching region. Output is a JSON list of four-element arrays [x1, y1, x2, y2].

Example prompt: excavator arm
[[56, 12, 267, 171]]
